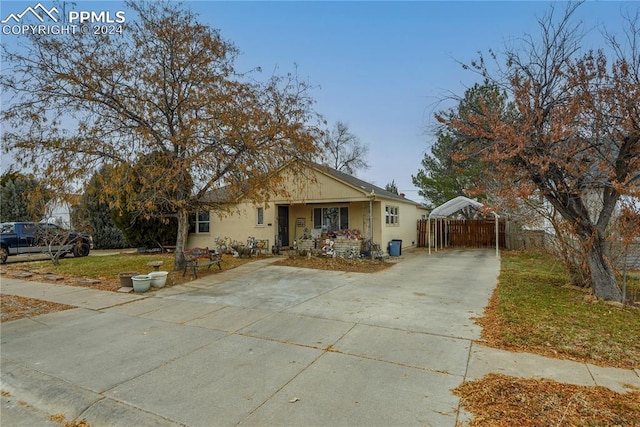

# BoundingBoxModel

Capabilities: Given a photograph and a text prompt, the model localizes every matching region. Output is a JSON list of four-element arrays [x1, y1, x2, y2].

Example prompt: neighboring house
[[43, 196, 80, 228], [522, 191, 640, 269], [188, 162, 428, 255]]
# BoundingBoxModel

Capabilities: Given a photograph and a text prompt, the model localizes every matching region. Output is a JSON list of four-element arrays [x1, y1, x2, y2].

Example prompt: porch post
[[369, 193, 374, 260]]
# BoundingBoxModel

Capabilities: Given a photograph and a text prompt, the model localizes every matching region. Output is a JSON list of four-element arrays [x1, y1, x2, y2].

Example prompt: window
[[256, 207, 264, 226], [21, 223, 35, 237], [195, 211, 210, 233], [313, 207, 349, 232], [385, 206, 399, 225]]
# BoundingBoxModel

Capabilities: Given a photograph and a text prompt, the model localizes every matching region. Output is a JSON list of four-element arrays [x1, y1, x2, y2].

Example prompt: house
[[43, 195, 81, 228], [188, 162, 428, 255]]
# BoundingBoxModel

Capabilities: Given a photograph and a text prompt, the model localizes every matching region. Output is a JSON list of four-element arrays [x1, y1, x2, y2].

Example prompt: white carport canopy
[[428, 196, 500, 257]]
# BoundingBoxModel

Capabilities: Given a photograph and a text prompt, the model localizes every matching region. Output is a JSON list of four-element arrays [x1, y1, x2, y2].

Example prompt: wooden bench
[[182, 247, 221, 278]]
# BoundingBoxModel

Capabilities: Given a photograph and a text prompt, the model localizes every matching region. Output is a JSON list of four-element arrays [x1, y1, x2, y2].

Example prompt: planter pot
[[148, 271, 169, 288], [131, 274, 152, 293], [119, 271, 140, 288]]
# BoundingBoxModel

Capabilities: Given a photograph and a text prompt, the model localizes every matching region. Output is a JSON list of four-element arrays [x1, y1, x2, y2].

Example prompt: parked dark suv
[[0, 222, 93, 264]]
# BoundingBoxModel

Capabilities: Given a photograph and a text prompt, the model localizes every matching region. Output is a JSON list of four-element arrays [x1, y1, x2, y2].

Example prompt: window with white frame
[[385, 205, 399, 225], [313, 207, 349, 232], [196, 211, 210, 233], [256, 207, 264, 226]]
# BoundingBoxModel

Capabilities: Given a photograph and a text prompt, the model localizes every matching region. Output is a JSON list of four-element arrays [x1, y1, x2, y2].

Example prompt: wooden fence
[[417, 219, 506, 249]]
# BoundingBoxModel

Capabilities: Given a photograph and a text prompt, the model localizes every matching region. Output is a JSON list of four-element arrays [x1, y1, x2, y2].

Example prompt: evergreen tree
[[413, 82, 508, 209], [110, 158, 179, 249], [412, 131, 468, 209], [74, 167, 129, 249], [0, 173, 49, 222], [111, 209, 178, 249], [385, 180, 399, 195]]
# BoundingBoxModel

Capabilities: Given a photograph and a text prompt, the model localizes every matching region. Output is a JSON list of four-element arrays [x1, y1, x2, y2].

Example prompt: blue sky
[[1, 1, 633, 203]]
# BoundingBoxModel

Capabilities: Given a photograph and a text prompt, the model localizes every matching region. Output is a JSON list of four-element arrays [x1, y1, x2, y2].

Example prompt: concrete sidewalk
[[1, 249, 639, 426], [0, 277, 146, 310]]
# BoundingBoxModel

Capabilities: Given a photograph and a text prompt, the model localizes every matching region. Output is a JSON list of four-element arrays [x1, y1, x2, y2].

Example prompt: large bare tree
[[439, 4, 640, 301], [320, 121, 369, 175], [1, 1, 323, 267]]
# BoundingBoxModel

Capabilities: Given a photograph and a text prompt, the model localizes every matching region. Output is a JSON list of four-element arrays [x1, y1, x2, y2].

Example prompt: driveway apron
[[1, 249, 499, 426]]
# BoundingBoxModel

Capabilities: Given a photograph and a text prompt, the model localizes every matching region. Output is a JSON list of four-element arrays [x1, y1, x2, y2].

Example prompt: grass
[[6, 252, 257, 291], [28, 252, 179, 279], [479, 251, 640, 369]]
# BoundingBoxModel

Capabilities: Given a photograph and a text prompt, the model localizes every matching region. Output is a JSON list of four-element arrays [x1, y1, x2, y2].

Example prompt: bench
[[182, 247, 221, 278]]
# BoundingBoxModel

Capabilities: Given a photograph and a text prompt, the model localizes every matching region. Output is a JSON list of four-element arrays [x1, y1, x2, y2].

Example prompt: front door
[[277, 206, 289, 247]]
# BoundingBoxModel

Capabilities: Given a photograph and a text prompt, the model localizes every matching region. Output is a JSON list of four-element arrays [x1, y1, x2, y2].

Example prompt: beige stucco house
[[188, 162, 428, 255]]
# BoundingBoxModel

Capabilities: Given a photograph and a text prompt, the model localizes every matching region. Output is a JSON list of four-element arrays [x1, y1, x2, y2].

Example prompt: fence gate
[[417, 219, 506, 249]]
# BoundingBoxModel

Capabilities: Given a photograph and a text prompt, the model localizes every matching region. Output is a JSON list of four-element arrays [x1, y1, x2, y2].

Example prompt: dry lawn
[[461, 251, 640, 425]]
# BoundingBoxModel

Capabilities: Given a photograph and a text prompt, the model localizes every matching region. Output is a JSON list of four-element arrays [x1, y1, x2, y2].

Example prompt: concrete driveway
[[1, 248, 500, 426]]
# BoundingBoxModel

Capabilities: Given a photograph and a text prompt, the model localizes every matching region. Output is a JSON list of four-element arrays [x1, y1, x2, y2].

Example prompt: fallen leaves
[[454, 373, 640, 426], [63, 420, 91, 427], [273, 256, 392, 273], [50, 414, 66, 423], [0, 294, 75, 323]]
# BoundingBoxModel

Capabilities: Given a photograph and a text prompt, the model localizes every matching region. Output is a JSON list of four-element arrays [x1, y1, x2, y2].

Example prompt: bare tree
[[439, 4, 640, 301], [1, 1, 323, 268], [611, 200, 640, 301], [320, 121, 369, 175]]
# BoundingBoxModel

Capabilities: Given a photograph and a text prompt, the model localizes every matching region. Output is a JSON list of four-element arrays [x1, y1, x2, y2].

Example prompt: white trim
[[195, 211, 210, 234], [256, 206, 265, 226]]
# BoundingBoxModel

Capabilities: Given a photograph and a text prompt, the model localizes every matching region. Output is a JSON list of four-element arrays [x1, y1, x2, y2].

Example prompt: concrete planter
[[119, 271, 140, 287], [148, 271, 168, 288], [131, 274, 151, 293]]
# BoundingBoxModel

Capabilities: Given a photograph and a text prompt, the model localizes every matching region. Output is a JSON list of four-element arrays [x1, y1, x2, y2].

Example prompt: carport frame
[[428, 196, 500, 257]]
